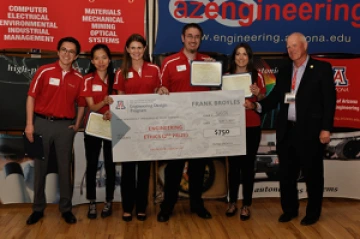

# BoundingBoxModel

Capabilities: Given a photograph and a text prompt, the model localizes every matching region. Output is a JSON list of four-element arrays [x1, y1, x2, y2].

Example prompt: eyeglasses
[[60, 47, 76, 56], [185, 34, 201, 40]]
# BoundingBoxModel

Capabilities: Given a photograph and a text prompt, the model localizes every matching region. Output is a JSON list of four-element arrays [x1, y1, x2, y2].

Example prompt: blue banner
[[154, 0, 360, 54]]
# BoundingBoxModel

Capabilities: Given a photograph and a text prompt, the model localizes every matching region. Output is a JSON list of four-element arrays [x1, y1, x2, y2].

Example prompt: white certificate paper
[[222, 73, 252, 97], [110, 91, 246, 162], [190, 61, 222, 86], [85, 112, 111, 140]]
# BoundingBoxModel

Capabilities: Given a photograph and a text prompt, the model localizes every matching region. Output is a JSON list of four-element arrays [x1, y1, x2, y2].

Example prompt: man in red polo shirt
[[25, 37, 85, 225], [157, 23, 213, 222]]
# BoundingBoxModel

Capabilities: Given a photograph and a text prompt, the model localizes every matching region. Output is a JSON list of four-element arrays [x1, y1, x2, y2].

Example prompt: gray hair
[[287, 32, 307, 44]]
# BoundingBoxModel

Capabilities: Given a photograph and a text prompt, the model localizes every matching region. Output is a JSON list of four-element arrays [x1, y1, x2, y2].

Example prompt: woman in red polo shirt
[[225, 43, 266, 221], [113, 34, 164, 221], [81, 44, 116, 219]]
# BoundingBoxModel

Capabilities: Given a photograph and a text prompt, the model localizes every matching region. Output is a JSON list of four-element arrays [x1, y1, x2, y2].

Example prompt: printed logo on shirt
[[68, 83, 75, 88], [176, 65, 186, 72], [127, 72, 134, 78], [145, 75, 153, 78], [92, 84, 102, 92], [49, 77, 60, 86], [116, 100, 126, 110]]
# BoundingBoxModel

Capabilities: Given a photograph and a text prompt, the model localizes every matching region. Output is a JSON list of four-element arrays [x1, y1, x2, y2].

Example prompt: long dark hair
[[228, 43, 254, 74], [88, 44, 115, 95], [121, 34, 149, 79]]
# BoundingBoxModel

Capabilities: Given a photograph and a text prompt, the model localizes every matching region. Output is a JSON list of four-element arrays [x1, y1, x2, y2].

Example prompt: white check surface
[[110, 90, 246, 162]]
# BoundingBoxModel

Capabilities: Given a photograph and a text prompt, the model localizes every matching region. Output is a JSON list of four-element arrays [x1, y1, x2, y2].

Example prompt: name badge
[[176, 65, 186, 72], [285, 92, 296, 104], [127, 72, 134, 78], [92, 84, 102, 92], [49, 77, 60, 86]]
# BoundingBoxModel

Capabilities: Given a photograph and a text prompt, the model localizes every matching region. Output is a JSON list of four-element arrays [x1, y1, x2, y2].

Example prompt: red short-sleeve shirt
[[161, 50, 211, 92], [81, 72, 110, 114], [113, 62, 161, 94], [28, 61, 83, 118]]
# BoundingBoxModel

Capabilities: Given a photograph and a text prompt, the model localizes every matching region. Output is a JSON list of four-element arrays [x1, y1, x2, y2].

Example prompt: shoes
[[101, 202, 112, 218], [87, 201, 97, 219], [240, 206, 251, 221], [62, 211, 77, 224], [157, 210, 171, 222], [191, 207, 212, 219], [300, 215, 319, 226], [225, 203, 238, 217], [26, 211, 44, 225], [278, 213, 298, 222], [137, 213, 147, 221], [122, 213, 132, 222]]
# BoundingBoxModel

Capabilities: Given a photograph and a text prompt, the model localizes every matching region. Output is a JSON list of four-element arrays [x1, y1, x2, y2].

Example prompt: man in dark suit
[[245, 32, 336, 226]]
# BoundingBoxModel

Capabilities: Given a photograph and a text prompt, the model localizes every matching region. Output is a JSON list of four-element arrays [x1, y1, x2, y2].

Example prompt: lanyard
[[291, 58, 308, 92], [291, 68, 298, 92]]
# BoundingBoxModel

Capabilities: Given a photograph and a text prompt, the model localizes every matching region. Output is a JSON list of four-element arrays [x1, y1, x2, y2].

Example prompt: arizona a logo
[[333, 67, 348, 86], [116, 100, 126, 109]]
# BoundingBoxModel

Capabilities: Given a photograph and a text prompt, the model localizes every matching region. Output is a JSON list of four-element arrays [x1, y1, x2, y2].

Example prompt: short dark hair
[[228, 42, 254, 73], [181, 23, 203, 37], [57, 37, 81, 55]]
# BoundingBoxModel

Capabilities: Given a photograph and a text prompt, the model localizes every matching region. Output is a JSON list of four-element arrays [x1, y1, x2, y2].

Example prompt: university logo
[[333, 67, 348, 86], [116, 100, 126, 109]]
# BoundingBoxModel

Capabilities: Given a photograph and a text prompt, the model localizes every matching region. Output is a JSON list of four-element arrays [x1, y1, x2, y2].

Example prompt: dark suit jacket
[[260, 57, 336, 145]]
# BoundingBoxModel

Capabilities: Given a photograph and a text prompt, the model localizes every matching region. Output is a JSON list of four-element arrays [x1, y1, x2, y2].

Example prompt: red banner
[[315, 58, 360, 129], [0, 0, 145, 52]]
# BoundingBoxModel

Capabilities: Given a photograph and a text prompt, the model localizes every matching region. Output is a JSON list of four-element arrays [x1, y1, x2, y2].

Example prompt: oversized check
[[110, 90, 246, 162]]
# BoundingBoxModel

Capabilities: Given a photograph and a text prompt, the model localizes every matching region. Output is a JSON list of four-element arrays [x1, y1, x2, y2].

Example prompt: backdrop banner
[[1, 129, 360, 205], [241, 131, 360, 200], [0, 134, 36, 204], [155, 158, 228, 203], [0, 0, 145, 52], [73, 132, 122, 205], [314, 57, 360, 129], [0, 133, 123, 205], [155, 0, 360, 54]]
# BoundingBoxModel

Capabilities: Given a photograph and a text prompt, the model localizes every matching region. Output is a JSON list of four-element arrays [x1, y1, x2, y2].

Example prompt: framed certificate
[[222, 73, 252, 97], [85, 112, 111, 140], [190, 61, 222, 86]]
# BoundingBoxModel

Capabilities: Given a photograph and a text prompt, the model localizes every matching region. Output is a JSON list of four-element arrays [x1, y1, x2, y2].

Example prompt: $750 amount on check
[[203, 128, 241, 137]]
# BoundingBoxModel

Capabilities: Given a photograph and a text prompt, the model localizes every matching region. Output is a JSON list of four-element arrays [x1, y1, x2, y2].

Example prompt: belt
[[35, 113, 74, 121]]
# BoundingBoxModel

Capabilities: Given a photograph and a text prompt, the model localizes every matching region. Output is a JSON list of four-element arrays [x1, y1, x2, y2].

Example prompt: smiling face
[[57, 41, 77, 69], [235, 47, 249, 71], [181, 27, 201, 54], [91, 48, 110, 73], [286, 34, 308, 65], [126, 41, 145, 61]]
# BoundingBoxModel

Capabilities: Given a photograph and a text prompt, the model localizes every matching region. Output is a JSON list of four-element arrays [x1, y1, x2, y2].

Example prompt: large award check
[[110, 90, 246, 162]]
